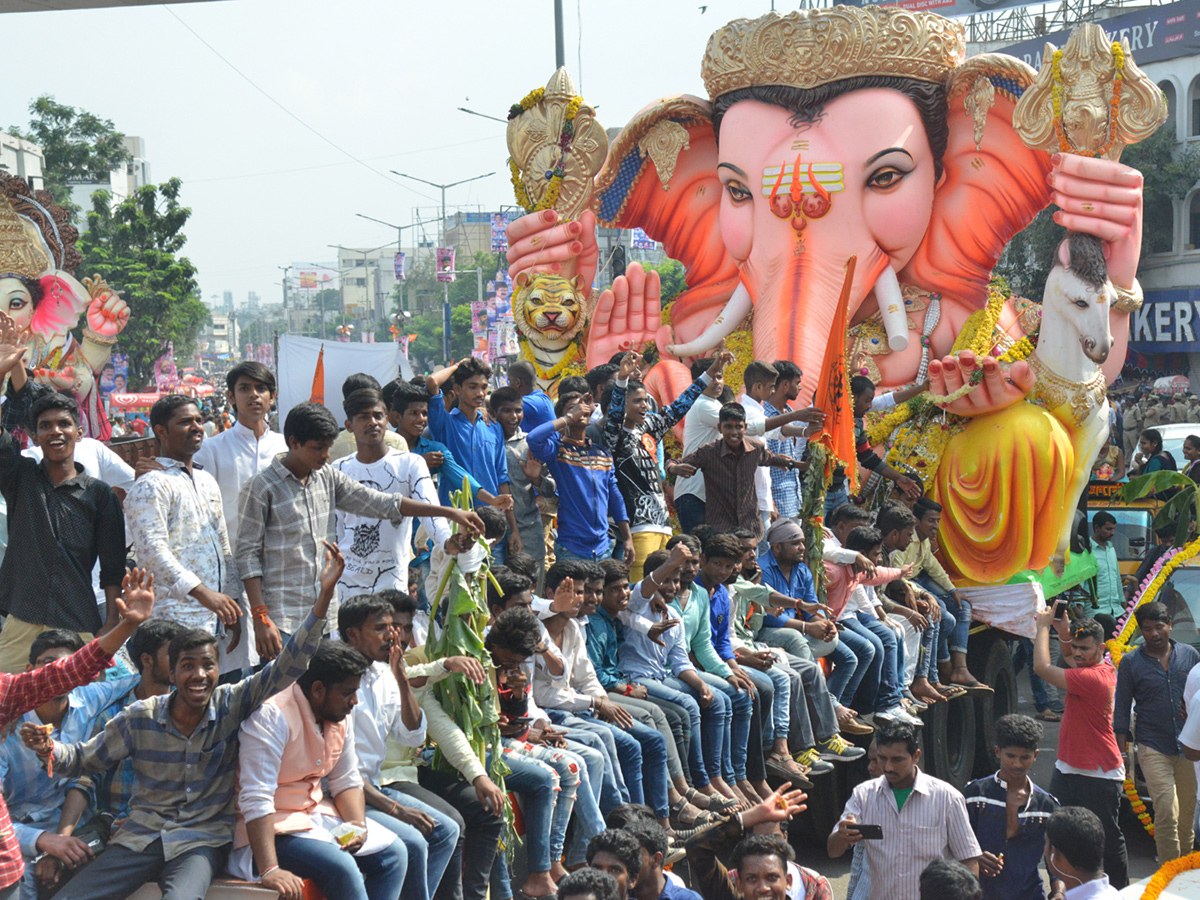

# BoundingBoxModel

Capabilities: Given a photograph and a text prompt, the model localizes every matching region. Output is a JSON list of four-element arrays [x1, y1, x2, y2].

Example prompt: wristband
[[260, 865, 279, 878], [251, 605, 271, 624], [390, 800, 399, 816], [623, 683, 634, 696]]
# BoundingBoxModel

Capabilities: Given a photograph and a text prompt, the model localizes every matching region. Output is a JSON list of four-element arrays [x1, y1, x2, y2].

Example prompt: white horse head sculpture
[[1036, 232, 1116, 380]]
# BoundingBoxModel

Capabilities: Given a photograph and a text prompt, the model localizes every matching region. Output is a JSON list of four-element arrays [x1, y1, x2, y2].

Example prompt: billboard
[[997, 0, 1200, 68], [1128, 289, 1200, 353], [851, 0, 1043, 20], [290, 263, 339, 301]]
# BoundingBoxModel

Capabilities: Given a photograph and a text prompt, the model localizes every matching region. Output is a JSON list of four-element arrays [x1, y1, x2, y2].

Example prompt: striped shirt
[[49, 612, 324, 860], [963, 772, 1058, 900], [0, 638, 114, 889], [762, 400, 803, 517], [839, 768, 981, 900], [236, 457, 409, 633]]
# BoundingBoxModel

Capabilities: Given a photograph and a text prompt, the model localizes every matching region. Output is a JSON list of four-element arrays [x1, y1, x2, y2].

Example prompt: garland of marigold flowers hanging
[[1104, 536, 1200, 840], [1141, 851, 1200, 899]]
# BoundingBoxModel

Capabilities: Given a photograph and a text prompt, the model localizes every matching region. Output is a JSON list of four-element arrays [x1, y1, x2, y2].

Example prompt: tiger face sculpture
[[512, 272, 590, 394]]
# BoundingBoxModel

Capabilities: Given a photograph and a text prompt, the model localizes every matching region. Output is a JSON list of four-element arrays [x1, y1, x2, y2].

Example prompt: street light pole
[[389, 171, 494, 364]]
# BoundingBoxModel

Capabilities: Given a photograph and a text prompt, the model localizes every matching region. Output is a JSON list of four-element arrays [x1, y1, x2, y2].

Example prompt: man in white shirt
[[231, 641, 405, 900], [1044, 807, 1122, 899], [340, 594, 462, 900], [124, 396, 240, 641], [192, 361, 287, 677], [333, 389, 448, 600]]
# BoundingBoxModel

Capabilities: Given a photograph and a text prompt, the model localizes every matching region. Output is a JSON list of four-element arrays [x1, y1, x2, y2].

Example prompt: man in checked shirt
[[19, 545, 343, 900]]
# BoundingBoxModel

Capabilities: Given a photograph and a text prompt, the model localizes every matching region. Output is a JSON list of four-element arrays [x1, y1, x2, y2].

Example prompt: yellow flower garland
[[1107, 535, 1200, 663], [520, 338, 580, 381], [508, 88, 584, 213], [1141, 851, 1200, 900], [1125, 776, 1155, 838]]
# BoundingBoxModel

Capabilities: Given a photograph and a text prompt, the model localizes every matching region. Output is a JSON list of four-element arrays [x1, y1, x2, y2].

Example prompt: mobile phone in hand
[[855, 824, 884, 840]]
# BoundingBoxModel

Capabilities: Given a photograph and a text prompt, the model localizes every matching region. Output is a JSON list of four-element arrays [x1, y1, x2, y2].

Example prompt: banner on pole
[[437, 248, 456, 283]]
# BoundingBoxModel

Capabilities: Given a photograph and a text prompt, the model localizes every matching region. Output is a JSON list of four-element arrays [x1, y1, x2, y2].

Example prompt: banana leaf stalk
[[799, 443, 829, 601], [425, 476, 517, 855], [1122, 471, 1199, 548]]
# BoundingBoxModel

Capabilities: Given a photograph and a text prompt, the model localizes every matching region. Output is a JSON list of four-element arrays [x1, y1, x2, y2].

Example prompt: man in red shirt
[[1033, 607, 1126, 888]]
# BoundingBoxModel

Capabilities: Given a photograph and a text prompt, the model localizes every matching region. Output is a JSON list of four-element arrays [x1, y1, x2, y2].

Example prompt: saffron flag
[[309, 344, 325, 404], [811, 256, 858, 494]]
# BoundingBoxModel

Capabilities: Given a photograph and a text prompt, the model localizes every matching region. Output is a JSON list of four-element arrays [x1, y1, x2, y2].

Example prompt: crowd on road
[[0, 312, 1165, 900]]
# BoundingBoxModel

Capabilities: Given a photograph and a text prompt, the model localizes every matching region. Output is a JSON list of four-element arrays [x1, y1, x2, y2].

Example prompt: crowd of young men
[[0, 319, 1150, 900]]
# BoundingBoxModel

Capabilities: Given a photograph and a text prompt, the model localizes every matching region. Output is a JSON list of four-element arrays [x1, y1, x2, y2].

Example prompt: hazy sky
[[4, 0, 757, 309]]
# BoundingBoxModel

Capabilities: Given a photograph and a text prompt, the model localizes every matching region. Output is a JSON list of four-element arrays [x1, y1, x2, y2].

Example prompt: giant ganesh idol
[[0, 172, 129, 441], [505, 7, 1166, 626]]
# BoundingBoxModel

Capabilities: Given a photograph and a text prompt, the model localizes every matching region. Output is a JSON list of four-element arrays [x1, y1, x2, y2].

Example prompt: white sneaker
[[879, 706, 922, 726]]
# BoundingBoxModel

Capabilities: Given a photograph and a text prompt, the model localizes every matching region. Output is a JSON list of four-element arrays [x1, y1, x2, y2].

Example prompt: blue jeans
[[751, 662, 791, 745], [698, 670, 753, 782], [553, 541, 612, 562], [1013, 637, 1052, 711], [825, 484, 851, 516], [828, 622, 877, 707], [636, 676, 712, 788], [675, 493, 706, 534], [545, 712, 630, 810], [367, 784, 460, 900], [918, 575, 972, 654], [501, 749, 558, 875], [846, 612, 904, 712], [546, 710, 641, 807], [558, 740, 608, 866], [274, 830, 406, 900]]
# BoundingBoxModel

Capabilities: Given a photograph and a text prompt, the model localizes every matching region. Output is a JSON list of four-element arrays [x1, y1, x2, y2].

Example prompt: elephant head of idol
[[702, 8, 965, 372]]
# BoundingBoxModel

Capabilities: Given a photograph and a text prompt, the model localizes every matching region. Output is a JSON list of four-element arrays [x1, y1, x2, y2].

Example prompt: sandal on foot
[[1036, 708, 1062, 722], [669, 796, 715, 827]]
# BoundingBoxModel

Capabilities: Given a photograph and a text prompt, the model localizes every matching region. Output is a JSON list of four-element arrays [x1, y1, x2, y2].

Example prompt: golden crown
[[701, 6, 966, 101], [0, 192, 50, 281]]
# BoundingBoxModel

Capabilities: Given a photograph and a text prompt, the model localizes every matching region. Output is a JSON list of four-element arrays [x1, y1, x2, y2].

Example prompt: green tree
[[642, 258, 688, 304], [315, 288, 341, 312], [9, 96, 130, 209], [78, 179, 209, 384]]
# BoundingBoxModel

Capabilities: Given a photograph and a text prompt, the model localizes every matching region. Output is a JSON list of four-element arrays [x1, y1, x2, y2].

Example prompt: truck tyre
[[922, 693, 977, 791], [792, 763, 842, 848], [968, 630, 1018, 778]]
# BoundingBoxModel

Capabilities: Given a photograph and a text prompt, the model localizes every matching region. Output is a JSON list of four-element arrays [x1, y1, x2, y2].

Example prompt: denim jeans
[[611, 692, 688, 785], [843, 613, 903, 712], [368, 783, 461, 900], [917, 575, 971, 655], [637, 676, 712, 787], [553, 541, 612, 562], [501, 748, 559, 876], [557, 739, 608, 866], [275, 830, 406, 900], [48, 840, 227, 900], [416, 766, 505, 900], [757, 625, 810, 661], [382, 780, 466, 900], [698, 670, 753, 782], [827, 622, 877, 707], [824, 484, 850, 516], [639, 693, 692, 784], [747, 664, 790, 745], [675, 493, 706, 535], [544, 711, 630, 809], [605, 698, 671, 818], [1012, 638, 1052, 711]]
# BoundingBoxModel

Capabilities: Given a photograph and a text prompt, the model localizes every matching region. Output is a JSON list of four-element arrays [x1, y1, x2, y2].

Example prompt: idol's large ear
[[901, 56, 1054, 306], [594, 95, 741, 353]]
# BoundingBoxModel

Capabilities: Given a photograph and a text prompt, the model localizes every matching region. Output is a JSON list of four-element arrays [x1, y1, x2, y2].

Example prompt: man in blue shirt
[[963, 714, 1061, 900], [1, 631, 139, 900], [1113, 601, 1200, 863], [527, 392, 632, 562], [506, 361, 556, 434], [425, 359, 517, 553]]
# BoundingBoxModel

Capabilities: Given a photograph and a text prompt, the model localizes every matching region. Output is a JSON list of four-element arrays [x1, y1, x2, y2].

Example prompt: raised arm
[[1032, 605, 1070, 691]]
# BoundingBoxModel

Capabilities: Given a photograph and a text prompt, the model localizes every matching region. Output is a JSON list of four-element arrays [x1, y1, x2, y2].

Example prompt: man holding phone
[[828, 720, 980, 900]]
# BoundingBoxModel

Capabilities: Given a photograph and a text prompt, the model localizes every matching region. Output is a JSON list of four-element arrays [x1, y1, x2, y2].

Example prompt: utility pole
[[554, 0, 565, 68], [389, 171, 494, 364], [356, 212, 441, 317], [278, 265, 292, 333]]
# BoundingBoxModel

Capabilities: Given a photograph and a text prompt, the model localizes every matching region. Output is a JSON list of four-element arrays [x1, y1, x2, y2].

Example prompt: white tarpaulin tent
[[276, 334, 412, 426]]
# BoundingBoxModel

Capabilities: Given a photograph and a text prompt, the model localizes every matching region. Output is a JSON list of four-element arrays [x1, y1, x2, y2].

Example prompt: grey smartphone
[[855, 824, 884, 840]]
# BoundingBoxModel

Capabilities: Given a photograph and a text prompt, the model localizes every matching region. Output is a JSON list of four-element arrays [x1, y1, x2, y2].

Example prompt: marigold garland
[[508, 88, 584, 213], [1051, 42, 1125, 159], [1125, 776, 1155, 838], [519, 338, 580, 381], [1140, 850, 1200, 900]]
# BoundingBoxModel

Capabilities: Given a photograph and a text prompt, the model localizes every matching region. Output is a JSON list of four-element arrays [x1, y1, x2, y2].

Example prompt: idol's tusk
[[874, 265, 909, 352], [665, 283, 753, 357]]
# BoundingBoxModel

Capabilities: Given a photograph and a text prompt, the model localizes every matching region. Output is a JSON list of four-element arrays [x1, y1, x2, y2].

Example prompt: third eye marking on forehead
[[762, 162, 843, 197]]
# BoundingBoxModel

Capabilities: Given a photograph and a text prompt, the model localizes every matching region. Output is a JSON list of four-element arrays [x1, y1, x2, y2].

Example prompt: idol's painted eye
[[724, 181, 753, 203], [866, 168, 906, 191]]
